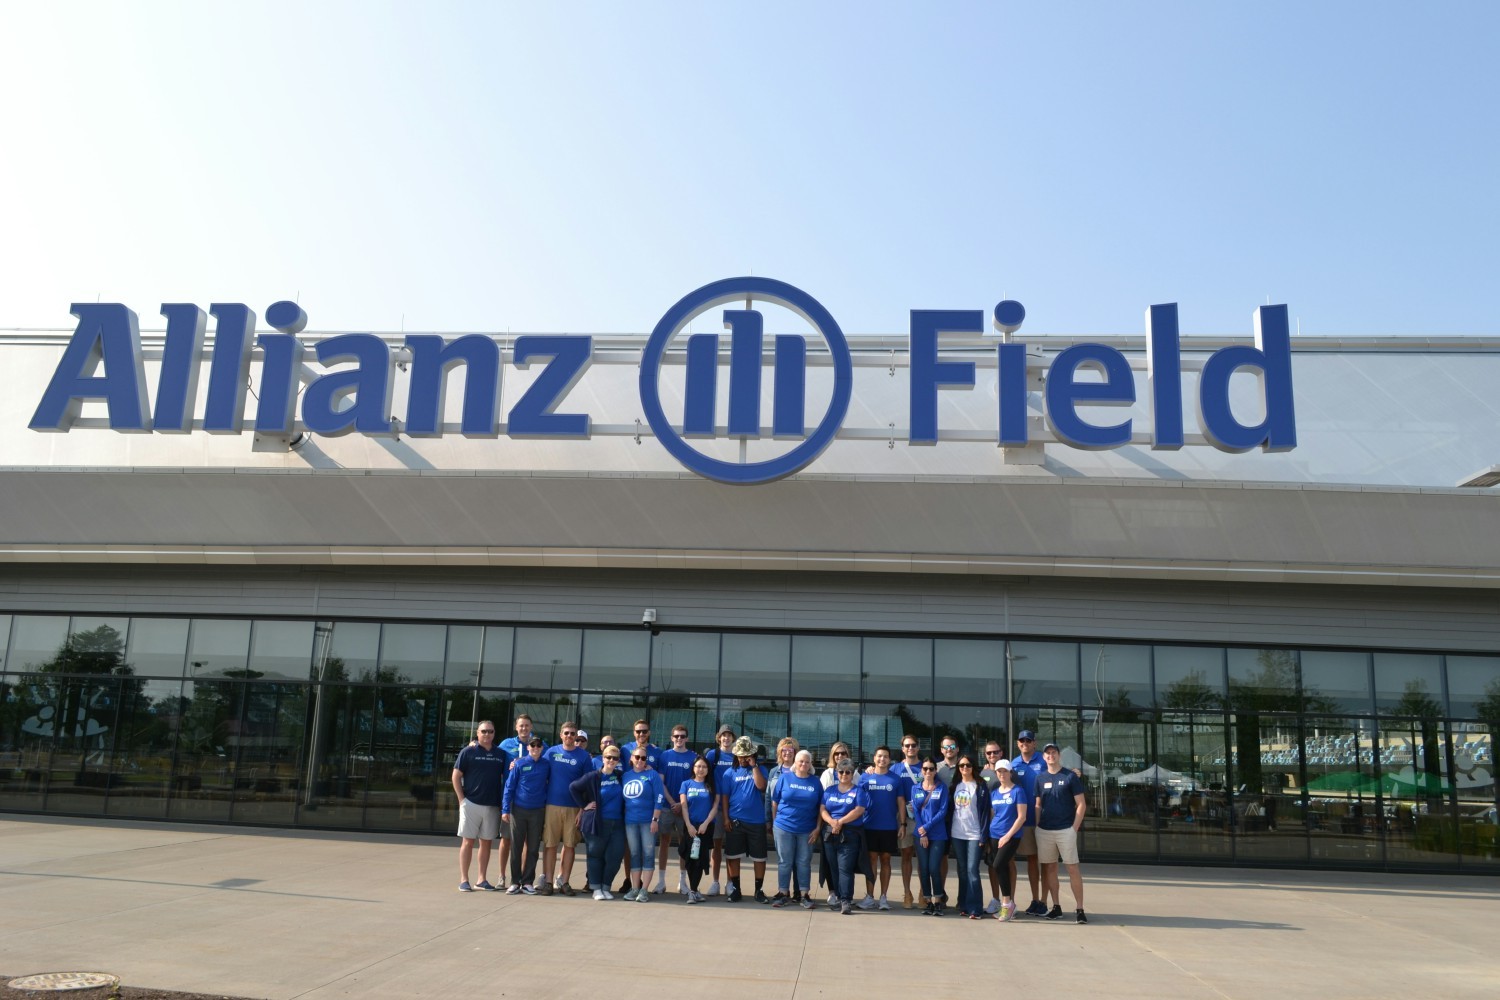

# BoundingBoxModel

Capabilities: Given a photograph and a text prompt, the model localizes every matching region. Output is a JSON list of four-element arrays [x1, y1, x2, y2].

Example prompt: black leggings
[[992, 836, 1021, 897], [678, 822, 715, 891]]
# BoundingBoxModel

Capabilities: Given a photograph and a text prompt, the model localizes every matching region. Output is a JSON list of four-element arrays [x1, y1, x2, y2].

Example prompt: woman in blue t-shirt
[[678, 755, 718, 903], [622, 749, 665, 902], [910, 759, 950, 916], [820, 758, 870, 916], [987, 758, 1029, 922], [571, 747, 626, 899], [770, 750, 822, 908]]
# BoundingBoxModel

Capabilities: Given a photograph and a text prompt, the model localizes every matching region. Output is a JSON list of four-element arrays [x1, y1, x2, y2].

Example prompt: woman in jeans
[[570, 746, 626, 899], [820, 756, 870, 915], [910, 759, 950, 915], [621, 747, 665, 901], [678, 755, 718, 903], [987, 758, 1028, 921], [769, 750, 821, 908], [948, 754, 992, 918]]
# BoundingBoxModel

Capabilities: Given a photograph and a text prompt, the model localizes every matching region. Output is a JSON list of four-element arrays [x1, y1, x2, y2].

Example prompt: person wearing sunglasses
[[539, 722, 591, 896], [819, 741, 853, 789], [495, 713, 536, 889], [764, 738, 803, 901], [570, 745, 626, 900], [617, 720, 663, 893], [702, 724, 739, 897], [821, 756, 870, 915], [451, 721, 509, 892], [817, 741, 853, 904], [948, 755, 992, 918], [910, 759, 950, 915], [658, 726, 698, 896], [621, 747, 666, 901], [980, 740, 1006, 914], [986, 758, 1028, 921], [1010, 729, 1048, 916], [502, 736, 550, 894], [933, 735, 962, 892], [890, 736, 924, 909], [856, 745, 905, 911]]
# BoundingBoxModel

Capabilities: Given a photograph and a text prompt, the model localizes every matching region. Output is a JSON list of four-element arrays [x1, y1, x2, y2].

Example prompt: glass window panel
[[247, 620, 316, 681], [790, 700, 861, 766], [0, 614, 10, 673], [125, 619, 190, 678], [1375, 653, 1445, 717], [7, 615, 71, 673], [1304, 715, 1383, 866], [1085, 643, 1151, 710], [715, 695, 787, 754], [69, 618, 130, 665], [326, 622, 380, 684], [185, 620, 251, 679], [1154, 645, 1225, 710], [1376, 718, 1457, 866], [104, 675, 184, 819], [1299, 650, 1372, 715], [790, 635, 859, 700], [860, 702, 928, 759], [862, 637, 932, 702], [935, 639, 1003, 705], [581, 629, 649, 692], [720, 633, 789, 699], [653, 696, 720, 750], [444, 626, 483, 689], [1453, 722, 1497, 869], [1228, 648, 1300, 713], [932, 703, 1009, 760], [513, 628, 581, 693], [378, 623, 446, 686], [228, 682, 307, 826], [169, 677, 241, 822], [1446, 655, 1500, 720], [1148, 711, 1233, 861], [1010, 640, 1079, 706], [38, 675, 122, 817], [365, 684, 444, 831], [478, 626, 513, 689], [651, 631, 719, 696], [0, 666, 57, 811], [1227, 712, 1308, 863]]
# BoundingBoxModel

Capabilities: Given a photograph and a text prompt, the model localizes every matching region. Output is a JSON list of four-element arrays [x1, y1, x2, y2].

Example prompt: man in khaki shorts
[[539, 721, 593, 895], [1010, 729, 1047, 915], [1034, 742, 1088, 923], [890, 734, 924, 908]]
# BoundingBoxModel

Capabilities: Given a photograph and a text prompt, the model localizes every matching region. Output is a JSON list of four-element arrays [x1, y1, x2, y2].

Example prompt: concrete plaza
[[1, 815, 1496, 1000]]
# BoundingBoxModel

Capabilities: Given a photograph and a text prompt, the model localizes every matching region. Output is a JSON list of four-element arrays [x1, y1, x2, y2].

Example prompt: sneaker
[[679, 873, 689, 895], [799, 895, 815, 909], [506, 884, 521, 895], [559, 882, 577, 897], [707, 880, 721, 897], [858, 894, 877, 910], [1027, 900, 1048, 916], [616, 879, 633, 894], [754, 889, 770, 904], [537, 882, 554, 896], [593, 889, 606, 901], [623, 887, 640, 901], [826, 894, 840, 911], [934, 903, 946, 917], [726, 884, 742, 903], [687, 891, 701, 904], [475, 880, 497, 892], [841, 901, 852, 915], [495, 878, 506, 890], [1076, 909, 1088, 924], [985, 898, 1000, 915], [770, 892, 789, 908], [458, 881, 474, 892], [521, 884, 538, 896], [878, 895, 891, 911], [1002, 901, 1016, 922], [922, 901, 935, 915], [1046, 904, 1064, 920], [636, 889, 650, 903], [652, 875, 667, 894]]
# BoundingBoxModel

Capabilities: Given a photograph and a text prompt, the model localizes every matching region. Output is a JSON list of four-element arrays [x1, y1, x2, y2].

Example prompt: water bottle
[[690, 835, 702, 859]]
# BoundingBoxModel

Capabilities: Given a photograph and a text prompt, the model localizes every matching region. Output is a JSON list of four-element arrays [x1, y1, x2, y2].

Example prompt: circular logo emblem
[[638, 277, 853, 484]]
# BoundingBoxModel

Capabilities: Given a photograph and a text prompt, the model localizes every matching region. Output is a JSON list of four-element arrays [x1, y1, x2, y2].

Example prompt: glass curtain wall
[[1, 611, 1497, 874]]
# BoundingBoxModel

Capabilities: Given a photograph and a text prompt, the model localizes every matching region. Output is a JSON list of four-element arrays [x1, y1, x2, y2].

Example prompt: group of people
[[451, 716, 1089, 922]]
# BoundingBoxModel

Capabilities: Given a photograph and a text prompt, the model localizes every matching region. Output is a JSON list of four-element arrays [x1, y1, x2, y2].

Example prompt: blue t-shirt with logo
[[1010, 753, 1046, 827], [502, 754, 551, 812], [1035, 768, 1086, 830], [681, 779, 716, 825], [771, 774, 823, 834], [911, 784, 949, 841], [453, 743, 510, 806], [822, 782, 870, 827], [725, 764, 767, 823], [596, 771, 625, 820], [858, 770, 904, 831], [989, 784, 1027, 839], [544, 744, 594, 807], [622, 768, 666, 824], [890, 760, 923, 817], [658, 748, 697, 800]]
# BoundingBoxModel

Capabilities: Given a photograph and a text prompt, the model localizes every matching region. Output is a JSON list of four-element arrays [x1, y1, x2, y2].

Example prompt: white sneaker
[[878, 895, 891, 911], [858, 894, 878, 910], [593, 888, 606, 900], [601, 889, 614, 900], [652, 875, 667, 894], [985, 898, 1001, 915], [708, 880, 721, 896], [679, 872, 689, 895]]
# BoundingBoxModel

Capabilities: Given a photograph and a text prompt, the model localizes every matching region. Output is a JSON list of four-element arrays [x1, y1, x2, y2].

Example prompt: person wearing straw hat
[[720, 735, 769, 903]]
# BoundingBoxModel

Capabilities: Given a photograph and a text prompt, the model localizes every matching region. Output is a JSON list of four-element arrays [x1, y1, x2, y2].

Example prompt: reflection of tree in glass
[[1160, 671, 1221, 711], [1390, 680, 1443, 800], [25, 626, 144, 753]]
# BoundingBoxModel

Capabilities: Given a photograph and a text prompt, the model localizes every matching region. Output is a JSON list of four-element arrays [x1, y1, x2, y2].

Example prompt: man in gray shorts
[[451, 720, 508, 891]]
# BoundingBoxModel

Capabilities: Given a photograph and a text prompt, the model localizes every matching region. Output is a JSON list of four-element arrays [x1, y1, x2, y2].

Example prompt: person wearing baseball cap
[[1035, 742, 1088, 923], [1010, 729, 1048, 915], [986, 758, 1028, 921]]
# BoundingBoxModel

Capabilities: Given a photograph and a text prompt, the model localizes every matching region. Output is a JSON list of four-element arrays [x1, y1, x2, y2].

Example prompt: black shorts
[[723, 819, 768, 862], [864, 828, 899, 855]]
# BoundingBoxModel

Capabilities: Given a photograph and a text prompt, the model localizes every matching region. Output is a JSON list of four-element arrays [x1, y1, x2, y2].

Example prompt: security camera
[[641, 609, 658, 629]]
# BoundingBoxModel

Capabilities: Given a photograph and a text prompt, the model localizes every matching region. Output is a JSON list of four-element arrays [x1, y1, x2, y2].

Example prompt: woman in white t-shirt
[[948, 754, 992, 919]]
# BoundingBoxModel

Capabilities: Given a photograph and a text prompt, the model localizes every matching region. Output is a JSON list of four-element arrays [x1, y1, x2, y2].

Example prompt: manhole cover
[[7, 972, 119, 992]]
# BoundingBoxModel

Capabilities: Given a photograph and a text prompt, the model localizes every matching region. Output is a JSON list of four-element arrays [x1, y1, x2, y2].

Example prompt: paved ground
[[1, 815, 1497, 1000]]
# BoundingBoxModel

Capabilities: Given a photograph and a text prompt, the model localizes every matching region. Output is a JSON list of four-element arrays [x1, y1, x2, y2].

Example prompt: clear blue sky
[[2, 1, 1495, 337]]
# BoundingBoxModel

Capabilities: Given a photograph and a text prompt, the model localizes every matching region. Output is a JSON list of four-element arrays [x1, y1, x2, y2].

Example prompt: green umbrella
[[1306, 771, 1379, 794]]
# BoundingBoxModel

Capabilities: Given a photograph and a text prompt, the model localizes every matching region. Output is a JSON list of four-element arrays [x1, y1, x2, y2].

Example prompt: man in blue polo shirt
[[1010, 729, 1048, 915], [451, 720, 509, 892], [1035, 742, 1088, 923]]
